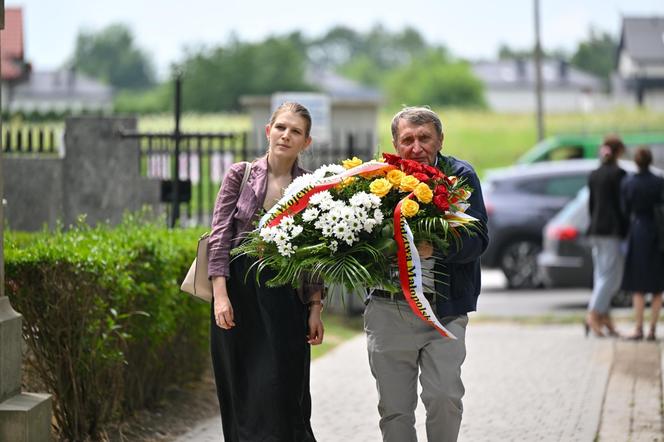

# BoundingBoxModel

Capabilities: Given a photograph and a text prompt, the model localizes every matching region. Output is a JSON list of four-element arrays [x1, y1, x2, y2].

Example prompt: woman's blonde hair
[[269, 102, 312, 137]]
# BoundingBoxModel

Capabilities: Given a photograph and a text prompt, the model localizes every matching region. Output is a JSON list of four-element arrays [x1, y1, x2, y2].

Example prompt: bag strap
[[239, 161, 252, 194]]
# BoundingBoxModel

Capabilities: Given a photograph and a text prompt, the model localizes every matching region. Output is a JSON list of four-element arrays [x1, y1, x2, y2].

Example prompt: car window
[[519, 174, 588, 197], [547, 145, 585, 161], [545, 175, 588, 197], [553, 187, 590, 228]]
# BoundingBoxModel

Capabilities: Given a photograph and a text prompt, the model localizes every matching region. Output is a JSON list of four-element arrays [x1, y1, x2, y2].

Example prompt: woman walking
[[207, 102, 324, 441]]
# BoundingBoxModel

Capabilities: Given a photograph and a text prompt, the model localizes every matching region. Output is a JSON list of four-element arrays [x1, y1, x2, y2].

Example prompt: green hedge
[[4, 215, 209, 440]]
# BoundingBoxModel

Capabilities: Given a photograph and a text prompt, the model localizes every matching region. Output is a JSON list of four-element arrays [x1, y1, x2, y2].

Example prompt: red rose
[[434, 185, 449, 196], [433, 194, 450, 211], [401, 159, 424, 175], [413, 172, 430, 182], [423, 164, 444, 179], [382, 153, 402, 166]]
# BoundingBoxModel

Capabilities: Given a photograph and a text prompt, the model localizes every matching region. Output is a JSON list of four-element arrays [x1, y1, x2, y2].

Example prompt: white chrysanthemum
[[373, 209, 384, 224], [363, 219, 377, 233], [333, 221, 349, 239], [302, 207, 320, 222], [328, 240, 339, 253], [342, 207, 356, 221], [259, 227, 276, 242], [309, 190, 332, 206], [313, 164, 346, 179], [349, 193, 368, 207], [348, 218, 362, 232], [284, 174, 316, 195], [274, 230, 289, 244], [280, 216, 295, 229], [367, 194, 381, 208], [277, 243, 295, 257], [354, 210, 368, 224], [290, 225, 304, 238]]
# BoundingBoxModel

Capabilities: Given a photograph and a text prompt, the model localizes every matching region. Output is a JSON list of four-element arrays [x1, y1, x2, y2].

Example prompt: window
[[519, 174, 588, 197]]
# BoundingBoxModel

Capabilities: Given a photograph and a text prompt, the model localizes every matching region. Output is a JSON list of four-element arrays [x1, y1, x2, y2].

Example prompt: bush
[[4, 214, 209, 440], [384, 50, 486, 108]]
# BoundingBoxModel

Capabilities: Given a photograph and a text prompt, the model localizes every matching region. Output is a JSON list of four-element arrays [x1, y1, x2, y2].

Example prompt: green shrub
[[4, 214, 209, 440]]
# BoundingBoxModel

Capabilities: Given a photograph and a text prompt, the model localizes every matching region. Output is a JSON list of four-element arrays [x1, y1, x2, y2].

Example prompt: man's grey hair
[[390, 106, 443, 141]]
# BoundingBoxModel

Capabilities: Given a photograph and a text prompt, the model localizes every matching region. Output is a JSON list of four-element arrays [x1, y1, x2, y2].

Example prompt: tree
[[178, 36, 313, 112], [309, 25, 430, 86], [571, 28, 617, 88], [72, 23, 155, 90], [384, 50, 485, 108]]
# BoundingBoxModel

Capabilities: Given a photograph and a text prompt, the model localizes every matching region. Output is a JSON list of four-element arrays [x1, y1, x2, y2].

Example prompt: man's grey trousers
[[364, 297, 468, 442]]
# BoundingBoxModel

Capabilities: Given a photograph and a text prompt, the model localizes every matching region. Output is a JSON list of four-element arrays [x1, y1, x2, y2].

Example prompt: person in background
[[620, 147, 664, 340], [364, 106, 489, 442], [586, 135, 628, 337], [207, 102, 324, 441]]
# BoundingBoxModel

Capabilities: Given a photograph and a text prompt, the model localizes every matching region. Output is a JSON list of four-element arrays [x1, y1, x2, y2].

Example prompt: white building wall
[[485, 89, 613, 113]]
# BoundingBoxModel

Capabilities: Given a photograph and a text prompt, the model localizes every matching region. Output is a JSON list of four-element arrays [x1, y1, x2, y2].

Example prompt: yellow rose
[[342, 156, 363, 169], [401, 199, 420, 218], [386, 169, 406, 186], [336, 176, 356, 189], [399, 175, 420, 192], [369, 178, 393, 197], [413, 182, 433, 203]]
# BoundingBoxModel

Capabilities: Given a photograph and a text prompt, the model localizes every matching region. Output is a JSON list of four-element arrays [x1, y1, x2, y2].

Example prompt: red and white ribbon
[[394, 194, 456, 339]]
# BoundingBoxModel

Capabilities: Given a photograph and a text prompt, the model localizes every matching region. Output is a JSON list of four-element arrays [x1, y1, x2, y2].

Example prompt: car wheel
[[499, 239, 544, 289]]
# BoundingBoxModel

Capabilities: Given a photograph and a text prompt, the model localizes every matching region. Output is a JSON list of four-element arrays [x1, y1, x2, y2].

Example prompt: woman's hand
[[307, 305, 324, 345], [212, 277, 235, 329]]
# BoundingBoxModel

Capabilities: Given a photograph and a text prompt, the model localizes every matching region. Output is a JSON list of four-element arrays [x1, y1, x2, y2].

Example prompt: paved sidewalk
[[177, 322, 663, 441]]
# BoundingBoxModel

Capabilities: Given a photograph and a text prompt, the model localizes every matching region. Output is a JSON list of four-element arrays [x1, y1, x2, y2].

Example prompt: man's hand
[[417, 241, 434, 259]]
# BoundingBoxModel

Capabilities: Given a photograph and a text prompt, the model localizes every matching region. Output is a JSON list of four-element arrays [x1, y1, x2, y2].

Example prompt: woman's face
[[265, 111, 312, 162]]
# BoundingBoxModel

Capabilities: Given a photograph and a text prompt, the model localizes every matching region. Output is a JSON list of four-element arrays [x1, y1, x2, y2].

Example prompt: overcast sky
[[9, 0, 664, 78]]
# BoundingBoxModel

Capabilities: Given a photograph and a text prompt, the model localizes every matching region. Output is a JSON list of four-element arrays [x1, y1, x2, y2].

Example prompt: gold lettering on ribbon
[[265, 184, 316, 225], [399, 216, 431, 321]]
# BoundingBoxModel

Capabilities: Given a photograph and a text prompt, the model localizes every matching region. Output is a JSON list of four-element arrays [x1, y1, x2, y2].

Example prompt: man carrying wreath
[[364, 107, 489, 442]]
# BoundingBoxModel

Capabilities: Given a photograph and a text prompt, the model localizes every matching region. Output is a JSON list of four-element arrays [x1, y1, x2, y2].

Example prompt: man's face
[[393, 120, 442, 166]]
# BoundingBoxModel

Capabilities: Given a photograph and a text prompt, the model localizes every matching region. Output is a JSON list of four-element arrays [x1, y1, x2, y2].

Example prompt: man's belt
[[371, 289, 436, 304]]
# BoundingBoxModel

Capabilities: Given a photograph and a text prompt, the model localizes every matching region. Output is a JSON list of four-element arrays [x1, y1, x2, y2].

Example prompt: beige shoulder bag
[[180, 161, 252, 302]]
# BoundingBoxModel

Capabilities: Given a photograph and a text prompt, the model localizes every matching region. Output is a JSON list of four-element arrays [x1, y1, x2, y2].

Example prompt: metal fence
[[2, 126, 60, 154], [129, 129, 374, 226]]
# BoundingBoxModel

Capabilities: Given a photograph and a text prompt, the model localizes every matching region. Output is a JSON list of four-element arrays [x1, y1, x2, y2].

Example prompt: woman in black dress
[[207, 102, 324, 441], [621, 148, 664, 340]]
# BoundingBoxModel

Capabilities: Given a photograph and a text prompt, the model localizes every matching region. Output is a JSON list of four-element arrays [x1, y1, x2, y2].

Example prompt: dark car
[[538, 162, 663, 292], [481, 159, 601, 289]]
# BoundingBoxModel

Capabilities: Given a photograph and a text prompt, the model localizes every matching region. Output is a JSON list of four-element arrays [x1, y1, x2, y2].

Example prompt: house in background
[[240, 67, 382, 154], [1, 7, 113, 115], [1, 7, 31, 109], [471, 59, 606, 113], [8, 69, 113, 114], [614, 16, 664, 110]]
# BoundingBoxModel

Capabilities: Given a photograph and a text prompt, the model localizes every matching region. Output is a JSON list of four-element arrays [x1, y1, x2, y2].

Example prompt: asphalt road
[[478, 269, 633, 318]]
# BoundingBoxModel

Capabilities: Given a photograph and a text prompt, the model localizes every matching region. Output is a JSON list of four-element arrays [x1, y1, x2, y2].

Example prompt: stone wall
[[2, 116, 161, 231]]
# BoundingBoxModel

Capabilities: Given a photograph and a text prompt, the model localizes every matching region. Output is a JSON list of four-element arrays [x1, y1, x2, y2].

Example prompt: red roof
[[1, 7, 26, 81]]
